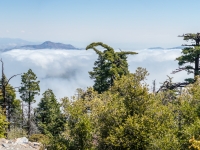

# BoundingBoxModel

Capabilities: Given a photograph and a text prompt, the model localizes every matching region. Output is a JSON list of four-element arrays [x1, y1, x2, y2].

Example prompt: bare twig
[[5, 73, 22, 86]]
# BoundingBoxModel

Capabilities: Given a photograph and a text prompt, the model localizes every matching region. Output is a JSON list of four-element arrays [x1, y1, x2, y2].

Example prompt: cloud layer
[[0, 49, 191, 103]]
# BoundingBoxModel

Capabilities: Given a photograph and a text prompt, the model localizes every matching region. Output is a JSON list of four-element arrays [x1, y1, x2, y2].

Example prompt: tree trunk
[[22, 101, 24, 136], [152, 80, 156, 94], [7, 97, 11, 132], [2, 79, 6, 117], [2, 76, 7, 138], [28, 92, 31, 136], [194, 54, 199, 77]]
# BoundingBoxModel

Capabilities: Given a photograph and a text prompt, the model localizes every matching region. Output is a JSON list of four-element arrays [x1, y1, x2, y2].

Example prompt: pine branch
[[172, 67, 187, 74], [157, 82, 190, 93]]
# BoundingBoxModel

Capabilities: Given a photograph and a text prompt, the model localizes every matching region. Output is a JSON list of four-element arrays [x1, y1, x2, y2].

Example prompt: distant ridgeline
[[19, 41, 78, 50], [148, 46, 185, 50], [1, 41, 79, 51]]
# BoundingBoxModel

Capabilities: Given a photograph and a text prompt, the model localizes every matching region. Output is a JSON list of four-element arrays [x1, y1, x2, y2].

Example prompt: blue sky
[[0, 0, 199, 49]]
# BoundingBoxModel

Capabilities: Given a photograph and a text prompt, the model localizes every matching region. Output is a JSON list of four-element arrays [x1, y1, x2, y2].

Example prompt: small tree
[[19, 69, 40, 136], [35, 89, 65, 137], [0, 78, 17, 131], [61, 95, 94, 150]]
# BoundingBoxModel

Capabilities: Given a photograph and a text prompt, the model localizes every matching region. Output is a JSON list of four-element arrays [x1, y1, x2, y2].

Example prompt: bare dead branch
[[5, 73, 22, 86]]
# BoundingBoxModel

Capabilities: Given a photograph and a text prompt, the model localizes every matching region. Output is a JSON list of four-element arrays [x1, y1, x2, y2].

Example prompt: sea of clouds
[[0, 48, 193, 104]]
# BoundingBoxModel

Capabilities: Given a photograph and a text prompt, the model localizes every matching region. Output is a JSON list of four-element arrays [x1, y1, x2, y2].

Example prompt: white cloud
[[0, 49, 191, 104], [127, 49, 192, 89]]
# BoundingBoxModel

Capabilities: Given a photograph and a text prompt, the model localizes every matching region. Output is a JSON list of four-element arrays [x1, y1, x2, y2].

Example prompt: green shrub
[[29, 134, 50, 149]]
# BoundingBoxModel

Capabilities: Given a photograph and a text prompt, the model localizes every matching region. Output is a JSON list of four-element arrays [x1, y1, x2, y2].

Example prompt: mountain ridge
[[18, 41, 78, 50]]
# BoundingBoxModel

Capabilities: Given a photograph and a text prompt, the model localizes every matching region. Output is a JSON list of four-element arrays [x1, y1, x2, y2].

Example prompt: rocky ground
[[0, 137, 41, 150]]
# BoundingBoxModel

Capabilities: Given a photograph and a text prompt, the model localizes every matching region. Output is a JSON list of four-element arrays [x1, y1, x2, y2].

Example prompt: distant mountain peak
[[20, 41, 78, 50]]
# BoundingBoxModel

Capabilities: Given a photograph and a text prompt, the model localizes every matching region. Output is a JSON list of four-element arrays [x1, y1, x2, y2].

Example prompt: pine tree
[[86, 42, 137, 93], [0, 75, 19, 132], [35, 89, 65, 137], [173, 33, 200, 83], [0, 59, 20, 130], [19, 69, 40, 136]]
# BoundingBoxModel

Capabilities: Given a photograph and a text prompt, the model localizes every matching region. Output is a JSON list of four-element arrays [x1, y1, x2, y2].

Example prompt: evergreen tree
[[0, 75, 20, 132], [173, 33, 200, 83], [86, 42, 137, 93], [35, 89, 65, 137], [19, 69, 40, 136]]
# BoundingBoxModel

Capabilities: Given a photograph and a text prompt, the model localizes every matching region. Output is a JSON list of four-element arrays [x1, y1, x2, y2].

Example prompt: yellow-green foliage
[[0, 108, 8, 138], [189, 136, 200, 150], [29, 133, 49, 143], [62, 94, 94, 150], [61, 68, 181, 149], [92, 70, 179, 149], [47, 136, 68, 150], [59, 72, 200, 149], [29, 134, 50, 150]]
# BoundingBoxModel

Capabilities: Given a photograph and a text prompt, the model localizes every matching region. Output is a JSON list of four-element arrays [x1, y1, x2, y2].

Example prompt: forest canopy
[[0, 37, 200, 149]]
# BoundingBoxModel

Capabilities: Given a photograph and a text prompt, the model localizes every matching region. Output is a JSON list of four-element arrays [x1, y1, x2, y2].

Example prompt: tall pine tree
[[173, 33, 200, 83], [86, 42, 137, 93], [19, 69, 40, 136]]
